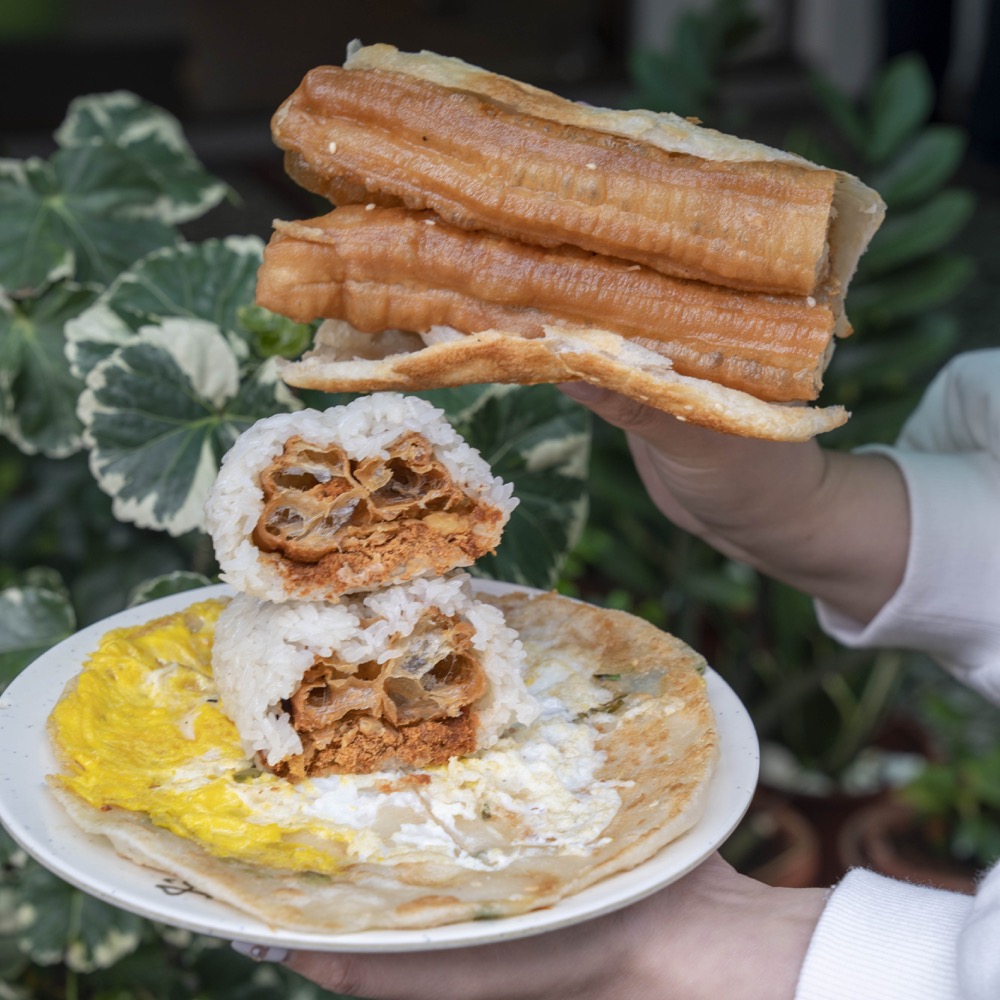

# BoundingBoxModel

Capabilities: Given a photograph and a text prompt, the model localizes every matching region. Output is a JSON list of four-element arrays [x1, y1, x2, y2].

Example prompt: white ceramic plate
[[0, 583, 759, 952]]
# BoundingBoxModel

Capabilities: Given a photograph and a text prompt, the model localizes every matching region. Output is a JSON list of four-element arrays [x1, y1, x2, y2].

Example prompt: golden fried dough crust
[[257, 43, 886, 441], [257, 206, 838, 402], [250, 429, 506, 598], [273, 65, 837, 297], [272, 612, 485, 778]]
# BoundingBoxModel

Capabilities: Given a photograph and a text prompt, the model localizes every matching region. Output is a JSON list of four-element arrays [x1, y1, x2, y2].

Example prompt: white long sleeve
[[798, 350, 1000, 999], [797, 869, 973, 999], [816, 350, 1000, 701]]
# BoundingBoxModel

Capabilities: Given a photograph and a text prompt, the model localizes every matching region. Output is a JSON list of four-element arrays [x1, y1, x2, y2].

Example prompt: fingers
[[280, 931, 619, 1000], [558, 382, 754, 466], [558, 382, 691, 443]]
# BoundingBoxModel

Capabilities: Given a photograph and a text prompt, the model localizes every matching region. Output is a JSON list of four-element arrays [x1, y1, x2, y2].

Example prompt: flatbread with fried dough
[[48, 591, 718, 934]]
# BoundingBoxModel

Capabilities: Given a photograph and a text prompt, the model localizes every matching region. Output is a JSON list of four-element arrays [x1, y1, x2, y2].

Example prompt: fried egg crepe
[[204, 394, 516, 601], [48, 590, 719, 934], [256, 42, 886, 442]]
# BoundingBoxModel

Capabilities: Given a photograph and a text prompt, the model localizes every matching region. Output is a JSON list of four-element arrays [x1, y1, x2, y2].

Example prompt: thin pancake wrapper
[[47, 590, 718, 933]]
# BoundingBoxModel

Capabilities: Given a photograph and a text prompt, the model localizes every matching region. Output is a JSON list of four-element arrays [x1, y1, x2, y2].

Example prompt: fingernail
[[231, 940, 291, 963]]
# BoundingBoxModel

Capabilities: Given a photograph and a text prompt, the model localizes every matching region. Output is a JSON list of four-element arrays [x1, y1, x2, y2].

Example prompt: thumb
[[558, 382, 729, 454], [558, 382, 686, 439]]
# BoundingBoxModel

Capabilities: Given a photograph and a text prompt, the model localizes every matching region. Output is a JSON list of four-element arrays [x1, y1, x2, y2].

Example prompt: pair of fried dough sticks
[[256, 42, 885, 441]]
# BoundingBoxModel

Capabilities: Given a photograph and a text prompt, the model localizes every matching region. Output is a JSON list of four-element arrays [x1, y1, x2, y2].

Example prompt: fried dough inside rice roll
[[210, 577, 539, 777], [204, 394, 517, 601], [257, 206, 839, 403]]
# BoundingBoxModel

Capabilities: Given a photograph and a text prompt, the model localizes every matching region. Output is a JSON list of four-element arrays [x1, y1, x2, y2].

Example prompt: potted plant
[[839, 689, 1000, 893]]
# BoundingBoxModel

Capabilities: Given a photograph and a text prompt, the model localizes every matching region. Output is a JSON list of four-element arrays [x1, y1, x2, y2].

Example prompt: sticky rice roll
[[204, 393, 517, 601], [211, 574, 540, 777]]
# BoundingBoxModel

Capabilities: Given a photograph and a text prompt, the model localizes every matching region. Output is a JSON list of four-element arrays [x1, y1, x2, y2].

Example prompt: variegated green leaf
[[0, 150, 177, 295], [237, 303, 317, 359], [1, 822, 27, 870], [433, 384, 591, 589], [15, 862, 143, 973], [55, 91, 230, 225], [79, 319, 299, 536], [0, 283, 99, 457], [66, 237, 265, 379], [0, 582, 75, 691], [127, 570, 214, 607]]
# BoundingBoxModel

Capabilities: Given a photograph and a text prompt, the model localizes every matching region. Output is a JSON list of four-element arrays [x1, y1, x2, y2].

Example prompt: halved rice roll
[[211, 574, 539, 777], [204, 393, 517, 601]]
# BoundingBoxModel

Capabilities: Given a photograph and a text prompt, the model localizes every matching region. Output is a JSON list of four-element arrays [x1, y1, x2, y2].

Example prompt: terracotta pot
[[837, 800, 978, 894], [722, 792, 823, 888]]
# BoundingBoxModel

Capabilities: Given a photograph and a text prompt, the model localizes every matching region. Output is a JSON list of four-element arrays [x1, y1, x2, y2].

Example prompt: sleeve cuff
[[815, 446, 1000, 702], [795, 869, 973, 1000]]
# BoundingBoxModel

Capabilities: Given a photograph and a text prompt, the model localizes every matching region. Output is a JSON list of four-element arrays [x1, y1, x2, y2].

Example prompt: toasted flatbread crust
[[279, 322, 849, 442], [48, 591, 718, 934]]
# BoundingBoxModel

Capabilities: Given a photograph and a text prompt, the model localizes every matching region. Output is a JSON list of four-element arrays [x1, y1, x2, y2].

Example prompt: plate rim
[[0, 582, 759, 952]]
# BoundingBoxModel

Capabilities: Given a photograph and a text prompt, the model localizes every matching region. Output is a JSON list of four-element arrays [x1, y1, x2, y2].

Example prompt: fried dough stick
[[256, 206, 839, 403], [273, 611, 486, 779], [272, 65, 839, 297], [251, 429, 504, 595]]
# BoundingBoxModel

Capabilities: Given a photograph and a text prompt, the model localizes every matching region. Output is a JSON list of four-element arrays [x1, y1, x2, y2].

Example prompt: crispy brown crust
[[270, 609, 487, 778], [273, 65, 837, 296], [257, 207, 838, 403], [247, 428, 508, 599], [269, 711, 480, 780], [278, 322, 849, 442], [259, 43, 884, 441]]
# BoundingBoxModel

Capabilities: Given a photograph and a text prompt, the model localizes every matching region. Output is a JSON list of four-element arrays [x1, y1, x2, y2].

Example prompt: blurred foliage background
[[2, 0, 999, 996]]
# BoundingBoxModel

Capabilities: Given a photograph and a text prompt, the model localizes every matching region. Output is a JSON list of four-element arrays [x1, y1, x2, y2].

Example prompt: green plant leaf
[[0, 582, 75, 689], [859, 189, 975, 277], [783, 125, 845, 171], [435, 385, 590, 589], [0, 150, 178, 295], [127, 570, 215, 607], [54, 91, 230, 225], [847, 253, 976, 330], [79, 319, 300, 536], [807, 69, 867, 150], [673, 13, 715, 100], [66, 237, 265, 379], [827, 312, 958, 394], [237, 304, 316, 360], [628, 48, 700, 114], [15, 863, 144, 972], [866, 54, 935, 163], [0, 283, 99, 457], [869, 125, 967, 207]]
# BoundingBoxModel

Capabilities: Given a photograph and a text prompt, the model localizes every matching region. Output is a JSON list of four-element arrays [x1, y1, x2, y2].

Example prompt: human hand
[[559, 383, 909, 625], [236, 854, 827, 1000]]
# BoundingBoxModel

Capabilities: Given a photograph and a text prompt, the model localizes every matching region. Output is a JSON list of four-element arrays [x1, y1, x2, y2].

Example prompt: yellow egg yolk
[[49, 598, 625, 877], [48, 599, 353, 874]]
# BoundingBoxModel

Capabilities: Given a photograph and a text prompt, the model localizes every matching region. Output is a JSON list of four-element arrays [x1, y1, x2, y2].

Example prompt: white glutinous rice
[[211, 573, 539, 771], [203, 393, 518, 602]]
